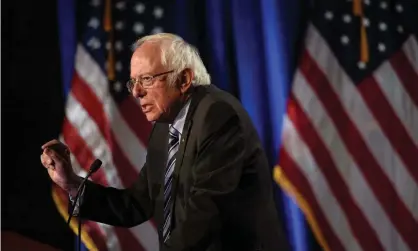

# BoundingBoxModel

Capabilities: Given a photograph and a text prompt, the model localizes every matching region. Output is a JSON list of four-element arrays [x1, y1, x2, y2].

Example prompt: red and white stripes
[[277, 24, 418, 251], [53, 44, 158, 251]]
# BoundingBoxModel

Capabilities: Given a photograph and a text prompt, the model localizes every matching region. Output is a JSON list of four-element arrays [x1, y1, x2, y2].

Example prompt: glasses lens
[[141, 76, 153, 88]]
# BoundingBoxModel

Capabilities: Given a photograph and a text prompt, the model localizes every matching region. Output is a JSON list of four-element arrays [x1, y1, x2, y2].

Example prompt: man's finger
[[44, 148, 64, 163], [40, 154, 55, 170], [40, 155, 47, 168], [41, 154, 53, 166], [41, 139, 61, 150], [42, 141, 69, 158]]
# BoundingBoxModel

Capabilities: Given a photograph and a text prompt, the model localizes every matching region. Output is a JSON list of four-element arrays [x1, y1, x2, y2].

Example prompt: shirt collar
[[170, 98, 191, 136]]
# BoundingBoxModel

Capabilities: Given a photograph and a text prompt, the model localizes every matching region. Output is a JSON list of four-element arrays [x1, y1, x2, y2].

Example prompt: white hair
[[132, 33, 211, 86]]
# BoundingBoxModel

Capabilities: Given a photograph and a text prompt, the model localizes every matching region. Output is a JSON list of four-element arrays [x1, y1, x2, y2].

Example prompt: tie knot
[[169, 126, 180, 139]]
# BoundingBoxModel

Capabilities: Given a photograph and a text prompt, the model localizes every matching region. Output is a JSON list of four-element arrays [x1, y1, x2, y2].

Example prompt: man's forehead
[[132, 42, 161, 58], [130, 42, 163, 75]]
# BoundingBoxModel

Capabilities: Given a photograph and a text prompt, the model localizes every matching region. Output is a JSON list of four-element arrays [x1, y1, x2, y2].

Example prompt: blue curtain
[[170, 0, 311, 250]]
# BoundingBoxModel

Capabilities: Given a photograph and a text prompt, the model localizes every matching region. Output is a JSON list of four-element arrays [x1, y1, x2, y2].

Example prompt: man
[[41, 33, 289, 251]]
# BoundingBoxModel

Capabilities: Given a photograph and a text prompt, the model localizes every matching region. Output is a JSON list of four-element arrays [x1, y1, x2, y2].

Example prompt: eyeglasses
[[126, 70, 174, 93]]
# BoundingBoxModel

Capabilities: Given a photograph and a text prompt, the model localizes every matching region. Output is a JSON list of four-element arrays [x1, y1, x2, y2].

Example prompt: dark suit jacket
[[76, 85, 289, 251]]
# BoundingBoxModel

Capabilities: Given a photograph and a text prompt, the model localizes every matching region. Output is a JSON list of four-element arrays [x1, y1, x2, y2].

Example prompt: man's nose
[[132, 83, 146, 98]]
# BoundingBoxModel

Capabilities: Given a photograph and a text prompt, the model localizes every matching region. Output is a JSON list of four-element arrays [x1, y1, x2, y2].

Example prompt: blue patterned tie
[[163, 126, 180, 242]]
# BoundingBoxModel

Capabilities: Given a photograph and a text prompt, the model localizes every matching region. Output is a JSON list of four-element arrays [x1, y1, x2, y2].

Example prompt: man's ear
[[180, 68, 194, 94]]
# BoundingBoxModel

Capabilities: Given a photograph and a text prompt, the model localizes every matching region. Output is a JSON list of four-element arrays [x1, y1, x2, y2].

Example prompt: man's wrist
[[65, 175, 83, 198]]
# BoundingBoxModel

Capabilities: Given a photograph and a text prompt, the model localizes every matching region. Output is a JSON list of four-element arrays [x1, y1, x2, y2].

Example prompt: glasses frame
[[126, 70, 174, 93]]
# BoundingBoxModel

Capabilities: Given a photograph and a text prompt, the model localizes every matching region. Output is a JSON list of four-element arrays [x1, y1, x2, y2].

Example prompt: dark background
[[3, 0, 74, 249]]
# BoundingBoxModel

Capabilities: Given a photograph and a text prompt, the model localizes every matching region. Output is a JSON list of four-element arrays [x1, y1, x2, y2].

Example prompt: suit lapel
[[173, 119, 192, 179], [170, 86, 208, 214]]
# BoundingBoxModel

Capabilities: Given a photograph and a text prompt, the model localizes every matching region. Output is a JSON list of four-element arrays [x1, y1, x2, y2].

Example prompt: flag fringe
[[51, 186, 99, 251], [273, 165, 330, 251]]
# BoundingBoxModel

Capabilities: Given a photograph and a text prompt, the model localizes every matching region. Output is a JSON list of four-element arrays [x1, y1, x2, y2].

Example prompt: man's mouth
[[141, 104, 152, 113]]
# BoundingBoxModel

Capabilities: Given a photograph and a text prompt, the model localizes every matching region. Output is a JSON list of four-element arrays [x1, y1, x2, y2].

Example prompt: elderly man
[[41, 33, 289, 251]]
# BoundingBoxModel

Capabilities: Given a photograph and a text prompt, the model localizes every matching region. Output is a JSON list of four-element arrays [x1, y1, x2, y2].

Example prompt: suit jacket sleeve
[[164, 102, 246, 251], [75, 162, 154, 227]]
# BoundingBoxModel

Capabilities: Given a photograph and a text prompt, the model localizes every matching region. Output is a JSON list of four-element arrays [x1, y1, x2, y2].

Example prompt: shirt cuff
[[69, 185, 86, 216]]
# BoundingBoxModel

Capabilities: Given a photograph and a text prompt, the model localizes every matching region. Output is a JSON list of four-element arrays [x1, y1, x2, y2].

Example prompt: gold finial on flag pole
[[104, 0, 115, 80], [353, 0, 369, 63]]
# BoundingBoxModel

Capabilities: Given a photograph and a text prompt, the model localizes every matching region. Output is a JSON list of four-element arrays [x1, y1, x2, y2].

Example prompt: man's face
[[130, 42, 182, 122]]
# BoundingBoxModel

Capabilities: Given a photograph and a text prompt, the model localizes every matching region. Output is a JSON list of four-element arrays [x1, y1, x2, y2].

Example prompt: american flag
[[52, 0, 169, 250], [274, 0, 418, 251]]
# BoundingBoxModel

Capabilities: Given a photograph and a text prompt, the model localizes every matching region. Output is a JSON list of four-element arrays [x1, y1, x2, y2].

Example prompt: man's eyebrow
[[130, 72, 152, 79]]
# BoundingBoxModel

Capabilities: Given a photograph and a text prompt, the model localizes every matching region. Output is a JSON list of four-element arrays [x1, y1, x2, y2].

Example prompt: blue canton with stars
[[311, 0, 418, 83], [76, 0, 169, 103]]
